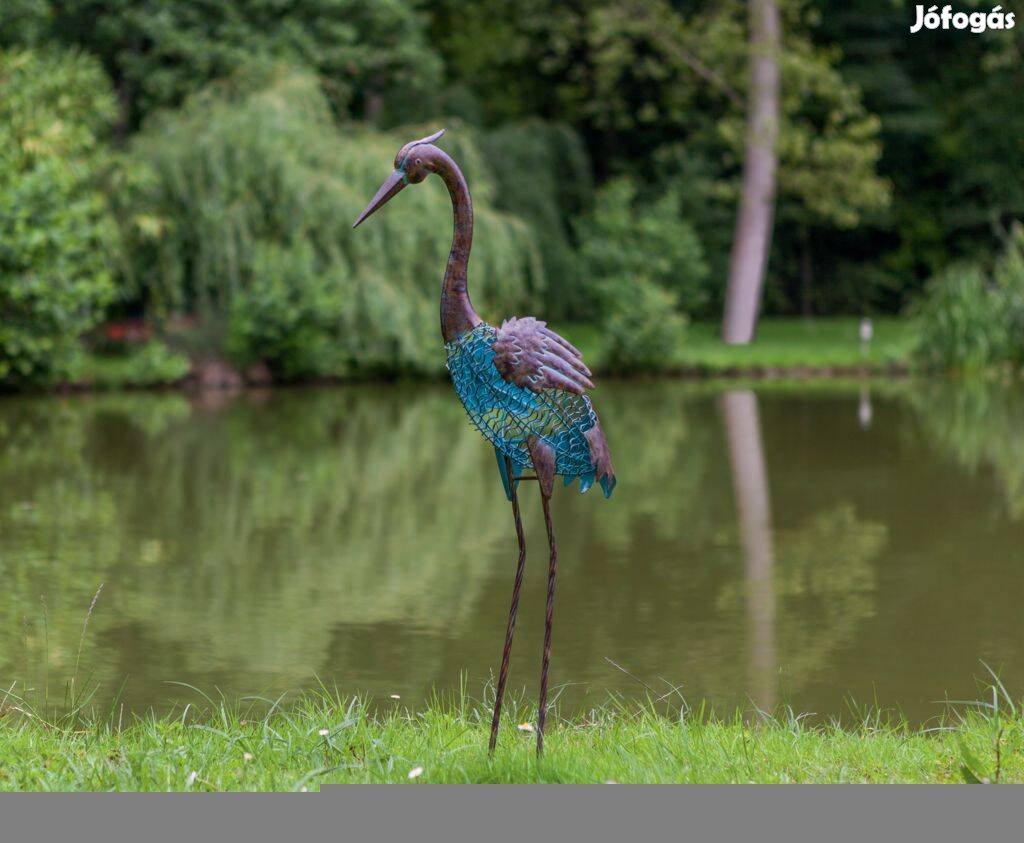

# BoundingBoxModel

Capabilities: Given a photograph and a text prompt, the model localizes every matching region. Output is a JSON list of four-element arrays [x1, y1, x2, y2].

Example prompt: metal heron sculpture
[[353, 129, 616, 755]]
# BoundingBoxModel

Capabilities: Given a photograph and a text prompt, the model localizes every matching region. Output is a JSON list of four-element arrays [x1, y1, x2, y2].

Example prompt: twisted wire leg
[[489, 457, 527, 754], [536, 490, 558, 756]]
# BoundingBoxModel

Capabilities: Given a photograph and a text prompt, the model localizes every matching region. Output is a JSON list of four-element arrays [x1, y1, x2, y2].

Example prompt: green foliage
[[574, 177, 701, 371], [688, 0, 890, 314], [579, 178, 708, 315], [0, 0, 53, 43], [913, 265, 999, 373], [75, 342, 192, 389], [481, 120, 593, 319], [225, 242, 351, 379], [0, 48, 117, 387], [430, 0, 723, 162], [3, 0, 443, 127], [431, 0, 891, 316], [117, 68, 543, 378], [993, 228, 1024, 368], [814, 0, 1024, 311], [914, 229, 1024, 373], [733, 12, 891, 231], [0, 0, 1019, 382], [598, 277, 687, 373]]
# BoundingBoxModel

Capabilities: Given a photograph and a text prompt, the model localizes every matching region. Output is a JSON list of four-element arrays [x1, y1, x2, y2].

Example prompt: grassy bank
[[564, 317, 917, 377], [69, 317, 918, 392], [675, 317, 916, 373], [0, 689, 1019, 789]]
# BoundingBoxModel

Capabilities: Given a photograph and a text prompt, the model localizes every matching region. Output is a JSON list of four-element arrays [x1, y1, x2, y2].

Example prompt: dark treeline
[[1, 0, 1021, 386]]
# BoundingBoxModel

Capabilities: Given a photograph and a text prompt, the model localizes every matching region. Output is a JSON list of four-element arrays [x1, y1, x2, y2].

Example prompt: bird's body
[[446, 321, 616, 499], [353, 129, 615, 754]]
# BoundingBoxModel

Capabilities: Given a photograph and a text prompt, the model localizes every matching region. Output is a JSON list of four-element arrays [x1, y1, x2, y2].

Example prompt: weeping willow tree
[[116, 68, 544, 378], [481, 120, 592, 320]]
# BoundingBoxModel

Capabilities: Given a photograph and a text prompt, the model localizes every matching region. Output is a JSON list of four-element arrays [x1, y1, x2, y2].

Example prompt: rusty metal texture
[[353, 130, 617, 754]]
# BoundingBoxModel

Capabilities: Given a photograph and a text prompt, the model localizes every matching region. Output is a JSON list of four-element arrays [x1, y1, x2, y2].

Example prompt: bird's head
[[352, 129, 446, 229]]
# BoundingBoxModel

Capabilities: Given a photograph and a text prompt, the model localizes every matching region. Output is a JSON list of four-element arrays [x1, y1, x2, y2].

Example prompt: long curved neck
[[428, 147, 480, 342]]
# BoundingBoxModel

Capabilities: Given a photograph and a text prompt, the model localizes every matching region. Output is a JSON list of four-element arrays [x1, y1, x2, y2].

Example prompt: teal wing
[[447, 322, 616, 500]]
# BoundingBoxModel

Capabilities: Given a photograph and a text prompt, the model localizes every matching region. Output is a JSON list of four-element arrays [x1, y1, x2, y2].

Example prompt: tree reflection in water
[[1, 379, 1023, 721], [721, 390, 777, 713]]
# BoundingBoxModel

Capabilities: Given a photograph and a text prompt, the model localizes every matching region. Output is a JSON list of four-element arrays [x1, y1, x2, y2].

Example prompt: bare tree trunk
[[722, 0, 781, 345]]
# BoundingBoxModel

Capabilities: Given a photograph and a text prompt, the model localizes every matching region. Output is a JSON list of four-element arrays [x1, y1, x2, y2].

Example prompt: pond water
[[1, 379, 1023, 723]]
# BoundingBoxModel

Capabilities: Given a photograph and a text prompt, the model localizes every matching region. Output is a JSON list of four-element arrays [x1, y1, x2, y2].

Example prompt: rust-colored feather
[[492, 317, 595, 395]]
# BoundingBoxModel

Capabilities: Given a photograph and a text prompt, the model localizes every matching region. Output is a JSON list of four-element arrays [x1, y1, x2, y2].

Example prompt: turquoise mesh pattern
[[445, 324, 602, 495]]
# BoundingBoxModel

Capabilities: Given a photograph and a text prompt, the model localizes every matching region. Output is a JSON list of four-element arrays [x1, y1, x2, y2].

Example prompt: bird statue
[[353, 129, 616, 755]]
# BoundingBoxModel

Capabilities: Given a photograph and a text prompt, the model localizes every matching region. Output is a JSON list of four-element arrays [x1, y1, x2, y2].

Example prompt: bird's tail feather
[[495, 447, 518, 501]]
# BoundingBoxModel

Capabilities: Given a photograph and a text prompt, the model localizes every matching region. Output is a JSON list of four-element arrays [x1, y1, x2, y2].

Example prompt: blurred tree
[[0, 49, 117, 387], [426, 0, 732, 173], [694, 0, 890, 318], [721, 0, 780, 344], [750, 18, 890, 315], [1, 0, 443, 130], [428, 0, 889, 318], [2, 0, 1018, 372], [578, 177, 708, 316], [940, 25, 1024, 252], [576, 177, 699, 369], [114, 68, 543, 378], [481, 120, 593, 319], [598, 278, 688, 372], [810, 0, 1023, 312], [914, 226, 1024, 374], [0, 0, 53, 43]]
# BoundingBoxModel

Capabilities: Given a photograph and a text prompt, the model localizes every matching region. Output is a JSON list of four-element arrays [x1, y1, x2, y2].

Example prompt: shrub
[[598, 275, 686, 373], [577, 177, 708, 317], [117, 68, 543, 379], [0, 48, 117, 387], [73, 341, 192, 389], [225, 241, 352, 379], [913, 264, 1002, 373], [574, 177, 695, 371], [993, 227, 1024, 367], [914, 227, 1024, 373]]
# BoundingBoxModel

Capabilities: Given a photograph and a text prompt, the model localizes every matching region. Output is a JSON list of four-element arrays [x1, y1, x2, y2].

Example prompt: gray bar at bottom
[[1, 784, 1019, 843]]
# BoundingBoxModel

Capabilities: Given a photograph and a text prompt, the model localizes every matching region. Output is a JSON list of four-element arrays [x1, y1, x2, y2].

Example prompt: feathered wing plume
[[492, 317, 595, 395]]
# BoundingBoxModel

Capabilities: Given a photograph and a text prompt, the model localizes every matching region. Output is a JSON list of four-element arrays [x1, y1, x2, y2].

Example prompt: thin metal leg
[[536, 490, 557, 756], [489, 457, 527, 754]]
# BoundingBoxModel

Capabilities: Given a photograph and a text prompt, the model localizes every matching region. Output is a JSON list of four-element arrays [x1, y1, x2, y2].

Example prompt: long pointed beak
[[352, 170, 407, 228]]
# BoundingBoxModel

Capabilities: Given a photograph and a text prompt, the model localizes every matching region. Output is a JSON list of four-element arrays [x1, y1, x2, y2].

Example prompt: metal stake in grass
[[352, 130, 618, 754]]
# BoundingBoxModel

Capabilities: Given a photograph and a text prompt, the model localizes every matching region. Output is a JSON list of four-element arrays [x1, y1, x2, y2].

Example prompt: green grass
[[0, 686, 1020, 789], [561, 317, 919, 376], [676, 318, 917, 372], [62, 317, 919, 392], [51, 318, 919, 392]]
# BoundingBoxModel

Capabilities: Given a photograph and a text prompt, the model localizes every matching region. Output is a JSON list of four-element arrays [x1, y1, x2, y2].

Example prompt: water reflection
[[720, 390, 777, 712], [904, 380, 1024, 519], [858, 385, 873, 430], [0, 379, 1022, 721]]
